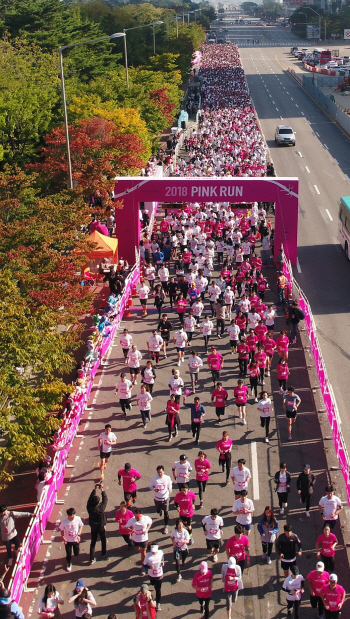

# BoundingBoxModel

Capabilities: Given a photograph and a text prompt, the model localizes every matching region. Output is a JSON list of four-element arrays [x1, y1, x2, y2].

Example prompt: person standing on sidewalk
[[276, 524, 302, 577], [183, 395, 206, 445], [202, 508, 224, 563], [143, 545, 164, 611], [97, 424, 117, 479], [306, 561, 330, 619], [149, 466, 173, 534], [287, 300, 305, 344], [283, 386, 301, 441], [318, 486, 343, 530], [215, 431, 233, 485], [59, 508, 84, 572], [118, 463, 141, 508], [126, 509, 152, 573], [274, 462, 291, 515], [86, 483, 108, 565], [297, 464, 316, 518], [0, 507, 31, 567], [257, 506, 278, 565]]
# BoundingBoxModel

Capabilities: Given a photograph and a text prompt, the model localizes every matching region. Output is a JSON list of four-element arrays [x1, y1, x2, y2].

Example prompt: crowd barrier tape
[[8, 264, 140, 603], [283, 255, 350, 507]]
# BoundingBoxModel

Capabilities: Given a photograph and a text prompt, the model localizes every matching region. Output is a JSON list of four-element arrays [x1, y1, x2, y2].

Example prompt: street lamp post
[[306, 6, 321, 41], [58, 32, 125, 191], [152, 20, 164, 54], [175, 16, 182, 38]]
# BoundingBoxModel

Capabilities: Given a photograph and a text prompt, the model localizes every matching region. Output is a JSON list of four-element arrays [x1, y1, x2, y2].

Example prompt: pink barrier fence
[[283, 255, 350, 506], [8, 264, 140, 603]]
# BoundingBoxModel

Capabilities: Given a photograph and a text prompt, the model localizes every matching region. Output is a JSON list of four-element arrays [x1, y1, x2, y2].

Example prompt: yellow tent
[[86, 230, 118, 263]]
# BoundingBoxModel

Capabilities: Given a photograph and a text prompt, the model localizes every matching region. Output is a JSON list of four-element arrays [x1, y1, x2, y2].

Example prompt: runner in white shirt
[[59, 509, 84, 572], [136, 384, 153, 429], [231, 460, 252, 498], [97, 423, 117, 478], [127, 345, 142, 385], [115, 373, 133, 419], [119, 329, 133, 360], [168, 369, 184, 402], [202, 509, 224, 562], [208, 283, 220, 317], [232, 491, 255, 536], [227, 320, 240, 353], [173, 327, 188, 366], [192, 300, 204, 324], [242, 241, 251, 257], [138, 282, 150, 316], [318, 486, 343, 528], [172, 455, 193, 489], [149, 465, 173, 534], [158, 267, 169, 295], [187, 350, 203, 393], [143, 546, 164, 610], [224, 286, 235, 319], [185, 312, 196, 346], [126, 509, 152, 570], [147, 331, 163, 365], [171, 520, 190, 581], [144, 265, 156, 290], [200, 316, 214, 353], [248, 309, 260, 330]]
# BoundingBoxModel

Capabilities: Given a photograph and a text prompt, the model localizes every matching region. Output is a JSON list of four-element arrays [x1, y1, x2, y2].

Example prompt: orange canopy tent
[[86, 230, 118, 263]]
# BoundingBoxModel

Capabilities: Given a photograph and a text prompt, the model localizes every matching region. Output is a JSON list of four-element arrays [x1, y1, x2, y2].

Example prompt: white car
[[275, 125, 296, 147]]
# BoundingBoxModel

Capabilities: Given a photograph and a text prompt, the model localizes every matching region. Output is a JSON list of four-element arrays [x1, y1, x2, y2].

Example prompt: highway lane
[[241, 37, 350, 451]]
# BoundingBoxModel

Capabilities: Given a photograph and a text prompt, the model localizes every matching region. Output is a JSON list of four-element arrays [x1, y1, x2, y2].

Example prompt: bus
[[338, 196, 350, 258], [313, 49, 332, 65]]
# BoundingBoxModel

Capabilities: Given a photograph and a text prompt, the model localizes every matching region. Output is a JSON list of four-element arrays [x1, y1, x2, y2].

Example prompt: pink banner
[[9, 265, 140, 603]]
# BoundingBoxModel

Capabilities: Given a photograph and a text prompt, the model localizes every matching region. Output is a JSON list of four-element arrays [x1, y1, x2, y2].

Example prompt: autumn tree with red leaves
[[29, 117, 148, 195]]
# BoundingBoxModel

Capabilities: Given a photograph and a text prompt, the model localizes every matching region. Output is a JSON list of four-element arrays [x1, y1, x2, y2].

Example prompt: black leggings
[[260, 367, 265, 382], [198, 598, 210, 619], [89, 527, 106, 561], [300, 493, 311, 511], [321, 553, 335, 573], [310, 595, 324, 615], [191, 421, 201, 442], [262, 541, 273, 557], [278, 378, 287, 390], [174, 548, 188, 574], [250, 377, 258, 398], [149, 577, 162, 604], [178, 313, 185, 326], [197, 480, 207, 502], [238, 358, 248, 375], [65, 542, 79, 566], [277, 492, 288, 508], [203, 335, 210, 350], [260, 416, 270, 436], [219, 453, 232, 482], [287, 600, 300, 619]]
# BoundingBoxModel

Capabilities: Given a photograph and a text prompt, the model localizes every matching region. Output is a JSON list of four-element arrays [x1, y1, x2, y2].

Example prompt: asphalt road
[[240, 31, 350, 465]]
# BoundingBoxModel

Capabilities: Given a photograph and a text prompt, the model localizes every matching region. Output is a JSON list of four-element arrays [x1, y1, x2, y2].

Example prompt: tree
[[0, 40, 58, 165], [241, 2, 258, 15], [28, 117, 148, 195]]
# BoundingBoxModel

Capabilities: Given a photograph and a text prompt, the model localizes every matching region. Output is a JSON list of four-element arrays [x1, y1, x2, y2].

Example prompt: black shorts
[[236, 402, 245, 408], [286, 410, 297, 419], [100, 451, 111, 460], [206, 539, 220, 550], [162, 334, 170, 342], [180, 515, 192, 527], [281, 559, 296, 571], [155, 498, 170, 512], [130, 367, 140, 375], [216, 407, 225, 417], [134, 541, 147, 549], [124, 490, 137, 502]]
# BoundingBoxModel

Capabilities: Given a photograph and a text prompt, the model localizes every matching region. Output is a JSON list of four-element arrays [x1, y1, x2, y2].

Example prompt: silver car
[[275, 125, 296, 146]]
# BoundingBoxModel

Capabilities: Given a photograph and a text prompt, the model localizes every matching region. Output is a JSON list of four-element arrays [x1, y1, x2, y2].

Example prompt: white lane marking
[[324, 144, 329, 150], [314, 185, 320, 195], [291, 98, 294, 101], [283, 87, 286, 90], [325, 209, 333, 221], [286, 91, 289, 94], [251, 441, 259, 501], [280, 115, 283, 120], [272, 100, 275, 104], [276, 108, 279, 112], [316, 131, 320, 137], [296, 257, 302, 273], [334, 159, 339, 165], [301, 111, 305, 115], [295, 104, 298, 108], [305, 166, 310, 173], [297, 151, 303, 157]]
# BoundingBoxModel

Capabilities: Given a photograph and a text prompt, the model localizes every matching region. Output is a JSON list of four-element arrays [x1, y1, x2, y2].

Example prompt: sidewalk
[[19, 224, 350, 619]]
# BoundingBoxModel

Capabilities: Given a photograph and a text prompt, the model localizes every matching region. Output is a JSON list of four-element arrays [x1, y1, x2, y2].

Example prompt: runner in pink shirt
[[215, 431, 233, 485], [192, 562, 213, 619], [276, 358, 290, 394], [174, 484, 196, 540], [263, 333, 276, 377], [118, 463, 141, 508], [306, 561, 330, 618], [276, 330, 290, 361], [255, 344, 267, 385], [233, 379, 249, 424], [321, 574, 345, 616], [207, 346, 223, 386], [211, 382, 228, 423], [316, 525, 338, 573], [254, 320, 267, 344], [237, 337, 249, 377], [225, 525, 250, 573], [115, 501, 134, 547], [195, 451, 211, 507]]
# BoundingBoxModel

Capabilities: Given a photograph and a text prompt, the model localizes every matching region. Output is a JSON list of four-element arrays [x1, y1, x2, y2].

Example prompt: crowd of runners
[[7, 43, 345, 619]]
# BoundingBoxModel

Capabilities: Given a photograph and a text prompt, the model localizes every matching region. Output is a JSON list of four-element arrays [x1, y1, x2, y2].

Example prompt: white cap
[[329, 574, 338, 581], [316, 561, 324, 572], [150, 545, 158, 553]]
